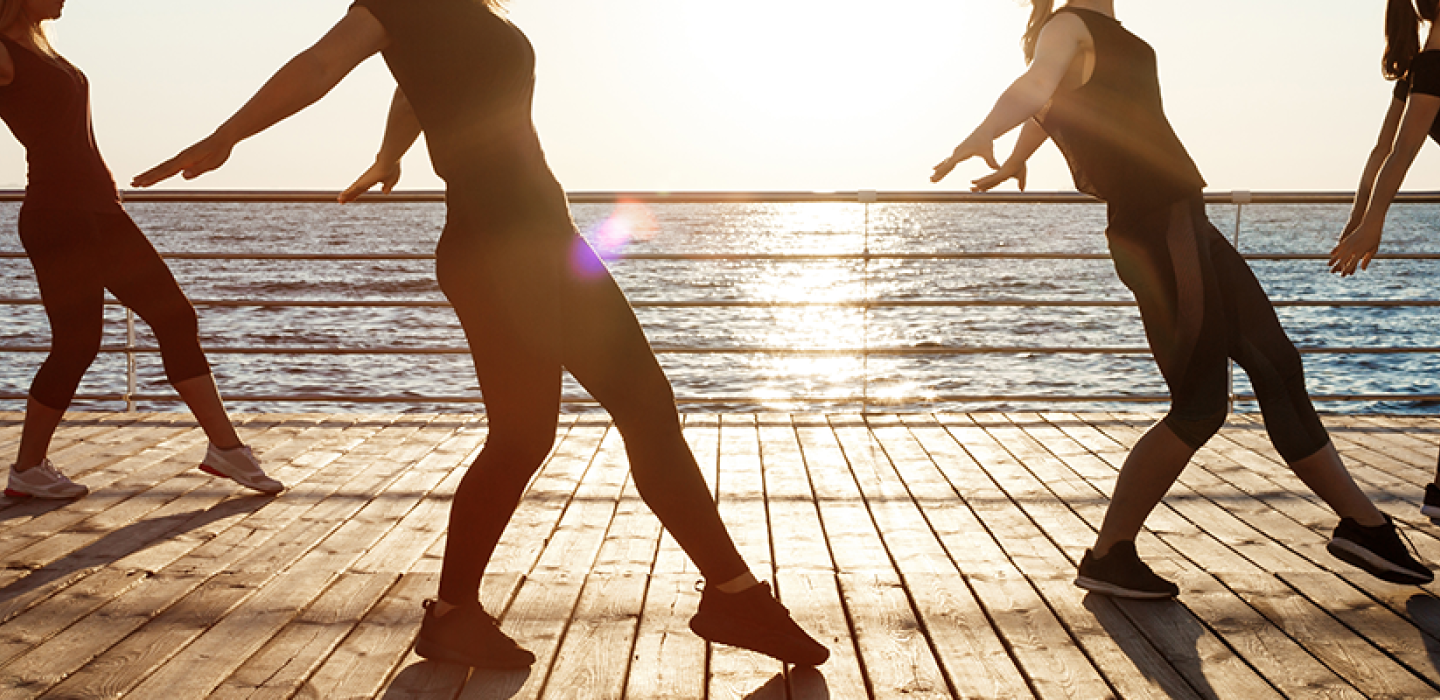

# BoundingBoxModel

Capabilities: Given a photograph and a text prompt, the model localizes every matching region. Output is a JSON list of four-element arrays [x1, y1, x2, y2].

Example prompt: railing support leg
[[1228, 191, 1252, 414], [859, 189, 877, 415], [125, 308, 136, 413]]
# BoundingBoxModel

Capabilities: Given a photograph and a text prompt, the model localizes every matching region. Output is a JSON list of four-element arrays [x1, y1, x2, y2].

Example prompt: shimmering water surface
[[0, 200, 1436, 414]]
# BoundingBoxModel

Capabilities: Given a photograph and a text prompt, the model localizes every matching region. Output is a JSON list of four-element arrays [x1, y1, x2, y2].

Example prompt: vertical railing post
[[858, 189, 877, 415], [1228, 190, 1252, 412], [124, 308, 137, 412]]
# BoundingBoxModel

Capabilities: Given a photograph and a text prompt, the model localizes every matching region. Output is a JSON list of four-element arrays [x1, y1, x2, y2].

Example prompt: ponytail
[[1022, 0, 1055, 64]]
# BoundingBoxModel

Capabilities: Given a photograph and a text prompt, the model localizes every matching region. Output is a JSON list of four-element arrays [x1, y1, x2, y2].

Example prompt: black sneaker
[[1422, 484, 1440, 519], [414, 599, 535, 669], [1328, 515, 1434, 585], [1074, 541, 1179, 599], [689, 581, 829, 666]]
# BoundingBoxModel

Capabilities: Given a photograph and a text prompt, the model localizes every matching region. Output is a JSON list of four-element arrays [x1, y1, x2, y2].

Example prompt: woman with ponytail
[[933, 0, 1432, 597], [0, 0, 281, 497], [1332, 0, 1440, 518]]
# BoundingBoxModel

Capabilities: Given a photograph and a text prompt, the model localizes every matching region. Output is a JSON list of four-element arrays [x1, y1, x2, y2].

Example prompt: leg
[[558, 237, 748, 584], [15, 208, 107, 469], [433, 231, 567, 607], [1093, 421, 1195, 556], [95, 212, 240, 447]]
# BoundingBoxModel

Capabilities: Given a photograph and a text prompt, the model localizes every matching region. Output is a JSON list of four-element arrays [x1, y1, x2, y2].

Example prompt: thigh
[[92, 211, 193, 318], [558, 236, 672, 410], [437, 230, 564, 435], [19, 207, 108, 333]]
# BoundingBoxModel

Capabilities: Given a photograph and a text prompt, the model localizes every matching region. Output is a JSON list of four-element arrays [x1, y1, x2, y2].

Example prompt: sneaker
[[689, 581, 829, 666], [1074, 541, 1179, 599], [199, 444, 283, 494], [5, 459, 88, 499], [414, 599, 535, 669], [1422, 484, 1440, 519], [1328, 514, 1433, 585]]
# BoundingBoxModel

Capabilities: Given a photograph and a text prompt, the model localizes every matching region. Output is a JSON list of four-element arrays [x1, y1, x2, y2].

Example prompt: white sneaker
[[200, 444, 283, 494], [6, 459, 88, 499]]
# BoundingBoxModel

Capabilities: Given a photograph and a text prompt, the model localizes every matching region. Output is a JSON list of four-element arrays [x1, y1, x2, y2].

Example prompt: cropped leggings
[[1107, 196, 1329, 463], [19, 205, 208, 410], [434, 204, 747, 604]]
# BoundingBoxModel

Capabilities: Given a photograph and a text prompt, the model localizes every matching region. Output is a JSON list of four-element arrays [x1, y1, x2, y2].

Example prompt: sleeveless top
[[350, 0, 568, 228], [1035, 8, 1205, 213], [0, 34, 120, 212], [1391, 50, 1440, 145]]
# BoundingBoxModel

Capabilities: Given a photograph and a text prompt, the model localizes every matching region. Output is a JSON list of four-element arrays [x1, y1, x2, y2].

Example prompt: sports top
[[1035, 8, 1206, 212], [350, 0, 566, 220], [1391, 50, 1440, 144], [0, 34, 120, 212]]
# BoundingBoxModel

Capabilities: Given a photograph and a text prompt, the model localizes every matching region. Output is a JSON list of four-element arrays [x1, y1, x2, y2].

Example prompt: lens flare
[[573, 200, 660, 278]]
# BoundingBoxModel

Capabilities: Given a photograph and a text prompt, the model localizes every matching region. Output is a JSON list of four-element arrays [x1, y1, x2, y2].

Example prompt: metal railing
[[1, 189, 1438, 411]]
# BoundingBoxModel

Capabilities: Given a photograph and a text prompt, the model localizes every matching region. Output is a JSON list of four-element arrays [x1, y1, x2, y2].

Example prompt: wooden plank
[[543, 573, 646, 700], [624, 573, 707, 700]]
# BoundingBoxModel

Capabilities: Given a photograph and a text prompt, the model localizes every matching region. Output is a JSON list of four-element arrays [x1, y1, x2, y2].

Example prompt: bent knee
[[1163, 407, 1226, 451]]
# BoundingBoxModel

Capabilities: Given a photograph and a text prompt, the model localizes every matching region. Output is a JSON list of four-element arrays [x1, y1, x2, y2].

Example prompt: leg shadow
[[787, 665, 832, 699], [742, 672, 788, 700], [1406, 593, 1440, 675], [0, 494, 272, 618], [1085, 593, 1212, 699], [378, 659, 497, 699]]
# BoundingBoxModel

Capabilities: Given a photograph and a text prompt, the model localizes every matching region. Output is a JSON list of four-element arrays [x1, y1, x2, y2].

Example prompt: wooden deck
[[0, 411, 1438, 699]]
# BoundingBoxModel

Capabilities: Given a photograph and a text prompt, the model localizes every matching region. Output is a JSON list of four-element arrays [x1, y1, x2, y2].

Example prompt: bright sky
[[3, 0, 1439, 193]]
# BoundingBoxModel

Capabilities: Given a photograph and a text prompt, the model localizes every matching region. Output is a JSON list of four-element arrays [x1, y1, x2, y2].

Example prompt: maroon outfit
[[0, 34, 208, 409]]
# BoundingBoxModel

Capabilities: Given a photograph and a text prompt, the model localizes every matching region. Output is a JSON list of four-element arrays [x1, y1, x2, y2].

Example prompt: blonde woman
[[0, 0, 280, 497], [1331, 0, 1440, 518]]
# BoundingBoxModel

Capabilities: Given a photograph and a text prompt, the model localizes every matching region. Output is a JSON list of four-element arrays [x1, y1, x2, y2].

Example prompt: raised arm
[[338, 86, 422, 203], [131, 7, 389, 187], [932, 12, 1087, 183]]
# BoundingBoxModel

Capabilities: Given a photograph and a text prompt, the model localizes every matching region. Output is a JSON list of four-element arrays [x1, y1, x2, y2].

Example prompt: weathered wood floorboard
[[0, 412, 1433, 698]]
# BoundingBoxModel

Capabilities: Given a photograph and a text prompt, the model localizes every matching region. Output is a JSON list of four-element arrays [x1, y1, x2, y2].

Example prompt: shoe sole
[[199, 464, 283, 495], [1422, 504, 1440, 519], [414, 636, 534, 669], [689, 616, 830, 666], [1074, 575, 1177, 600], [5, 487, 86, 499], [1327, 539, 1434, 585]]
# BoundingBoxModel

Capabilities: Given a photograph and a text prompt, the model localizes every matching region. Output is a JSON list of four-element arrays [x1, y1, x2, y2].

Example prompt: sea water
[[0, 200, 1435, 414]]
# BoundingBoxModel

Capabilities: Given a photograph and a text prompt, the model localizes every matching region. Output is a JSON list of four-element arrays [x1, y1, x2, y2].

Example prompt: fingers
[[931, 158, 957, 183], [131, 158, 184, 188]]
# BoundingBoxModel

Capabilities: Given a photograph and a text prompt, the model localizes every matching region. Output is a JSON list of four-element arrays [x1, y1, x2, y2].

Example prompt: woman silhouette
[[0, 0, 280, 498], [1331, 0, 1440, 518], [133, 0, 827, 669], [932, 0, 1431, 597]]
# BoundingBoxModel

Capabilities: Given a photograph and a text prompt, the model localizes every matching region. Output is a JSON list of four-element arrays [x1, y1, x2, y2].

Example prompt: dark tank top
[[350, 0, 568, 227], [0, 34, 120, 212], [1391, 50, 1440, 144], [1035, 8, 1205, 213]]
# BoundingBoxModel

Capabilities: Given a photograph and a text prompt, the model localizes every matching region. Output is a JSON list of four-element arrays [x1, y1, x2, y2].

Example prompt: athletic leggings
[[1107, 195, 1329, 463], [434, 202, 747, 605], [19, 204, 209, 410]]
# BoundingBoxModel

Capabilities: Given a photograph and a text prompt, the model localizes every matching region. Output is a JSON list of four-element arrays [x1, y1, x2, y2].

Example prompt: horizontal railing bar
[[3, 345, 1438, 356], [3, 251, 1440, 262], [4, 392, 1434, 405], [6, 189, 1440, 205], [4, 298, 1440, 309]]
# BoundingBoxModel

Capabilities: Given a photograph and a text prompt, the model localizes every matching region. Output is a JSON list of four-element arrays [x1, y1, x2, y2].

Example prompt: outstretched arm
[[132, 7, 389, 187], [1341, 95, 1405, 237], [1331, 25, 1440, 276], [932, 13, 1086, 183], [971, 118, 1049, 192], [339, 87, 422, 203]]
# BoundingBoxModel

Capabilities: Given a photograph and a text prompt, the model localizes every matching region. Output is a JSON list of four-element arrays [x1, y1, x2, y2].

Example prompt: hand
[[131, 134, 234, 188], [339, 159, 401, 203], [971, 160, 1027, 193], [1328, 220, 1383, 276], [932, 136, 1000, 184]]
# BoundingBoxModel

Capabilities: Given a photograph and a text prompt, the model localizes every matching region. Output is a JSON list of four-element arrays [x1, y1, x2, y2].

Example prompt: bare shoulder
[[1032, 11, 1092, 65], [0, 40, 13, 88]]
